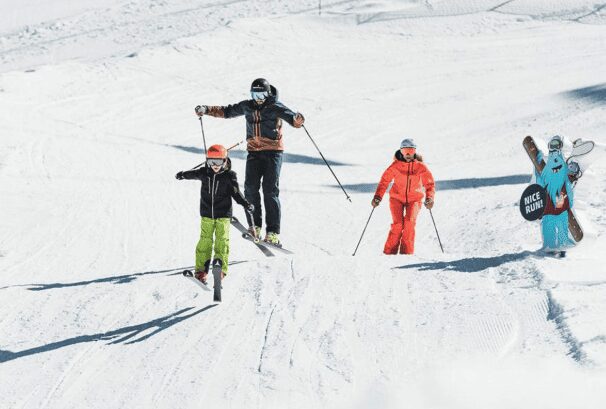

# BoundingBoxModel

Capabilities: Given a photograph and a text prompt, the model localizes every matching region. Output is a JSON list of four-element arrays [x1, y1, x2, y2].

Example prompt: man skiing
[[194, 78, 305, 246], [175, 144, 253, 284], [372, 139, 435, 255]]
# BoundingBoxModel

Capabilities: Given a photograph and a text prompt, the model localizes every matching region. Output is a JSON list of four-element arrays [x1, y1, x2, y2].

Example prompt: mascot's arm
[[535, 150, 545, 185]]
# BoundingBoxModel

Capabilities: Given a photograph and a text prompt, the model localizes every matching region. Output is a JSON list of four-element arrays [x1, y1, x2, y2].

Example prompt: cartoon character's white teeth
[[552, 164, 563, 173]]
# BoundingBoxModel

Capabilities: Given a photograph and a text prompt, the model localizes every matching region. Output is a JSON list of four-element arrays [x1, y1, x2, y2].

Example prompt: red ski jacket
[[374, 151, 435, 204]]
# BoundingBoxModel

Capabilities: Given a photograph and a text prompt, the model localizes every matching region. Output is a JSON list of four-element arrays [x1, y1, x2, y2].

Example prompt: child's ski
[[212, 259, 222, 302], [231, 217, 275, 257], [182, 270, 211, 292]]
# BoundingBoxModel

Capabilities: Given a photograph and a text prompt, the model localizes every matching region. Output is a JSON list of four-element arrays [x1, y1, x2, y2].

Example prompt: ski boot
[[264, 232, 281, 246], [248, 225, 262, 239], [195, 270, 208, 285]]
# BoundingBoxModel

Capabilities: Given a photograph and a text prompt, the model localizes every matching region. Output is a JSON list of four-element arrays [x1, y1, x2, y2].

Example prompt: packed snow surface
[[1, 1, 606, 408]]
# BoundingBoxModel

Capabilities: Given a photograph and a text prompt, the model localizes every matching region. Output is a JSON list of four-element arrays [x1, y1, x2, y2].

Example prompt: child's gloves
[[424, 197, 434, 209], [371, 196, 381, 208], [175, 171, 184, 180], [195, 105, 207, 116]]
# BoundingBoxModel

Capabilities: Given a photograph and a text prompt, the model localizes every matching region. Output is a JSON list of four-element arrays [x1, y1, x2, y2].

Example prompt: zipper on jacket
[[405, 162, 412, 204], [256, 110, 261, 138], [211, 174, 216, 219]]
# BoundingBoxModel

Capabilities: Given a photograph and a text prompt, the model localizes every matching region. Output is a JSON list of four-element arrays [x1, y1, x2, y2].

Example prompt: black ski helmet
[[251, 78, 271, 93]]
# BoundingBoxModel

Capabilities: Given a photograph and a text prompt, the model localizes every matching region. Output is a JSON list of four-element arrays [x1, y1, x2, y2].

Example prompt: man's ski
[[231, 217, 275, 257], [182, 270, 211, 292], [212, 259, 222, 302], [522, 135, 583, 242], [242, 231, 294, 255]]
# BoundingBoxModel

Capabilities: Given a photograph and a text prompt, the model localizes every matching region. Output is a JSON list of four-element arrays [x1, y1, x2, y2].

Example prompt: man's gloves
[[293, 113, 305, 128], [175, 171, 184, 180], [424, 197, 434, 209], [195, 105, 208, 116], [246, 203, 255, 213]]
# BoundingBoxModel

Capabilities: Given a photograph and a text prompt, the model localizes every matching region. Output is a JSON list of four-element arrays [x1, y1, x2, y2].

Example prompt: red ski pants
[[384, 199, 421, 255]]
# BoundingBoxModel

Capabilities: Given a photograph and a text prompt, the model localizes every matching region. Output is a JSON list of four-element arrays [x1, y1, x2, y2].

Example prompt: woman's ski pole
[[429, 208, 444, 253], [352, 207, 375, 256], [302, 124, 351, 202]]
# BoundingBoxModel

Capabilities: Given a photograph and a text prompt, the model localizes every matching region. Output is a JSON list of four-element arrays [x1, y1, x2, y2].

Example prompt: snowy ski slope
[[1, 1, 606, 408]]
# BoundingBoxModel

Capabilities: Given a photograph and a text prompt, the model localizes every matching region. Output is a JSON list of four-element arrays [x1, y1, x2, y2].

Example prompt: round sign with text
[[520, 184, 546, 221]]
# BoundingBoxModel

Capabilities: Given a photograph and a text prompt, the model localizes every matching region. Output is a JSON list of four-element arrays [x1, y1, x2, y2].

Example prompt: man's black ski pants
[[244, 151, 283, 234]]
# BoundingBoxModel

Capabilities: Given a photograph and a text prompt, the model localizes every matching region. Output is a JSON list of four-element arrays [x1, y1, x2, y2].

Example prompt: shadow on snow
[[339, 174, 530, 193], [1, 261, 248, 291], [170, 145, 350, 166], [0, 305, 217, 363], [394, 250, 535, 273], [562, 83, 606, 105]]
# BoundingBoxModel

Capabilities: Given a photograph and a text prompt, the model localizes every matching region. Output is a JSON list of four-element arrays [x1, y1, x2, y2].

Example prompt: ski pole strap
[[352, 207, 375, 256], [302, 125, 352, 203]]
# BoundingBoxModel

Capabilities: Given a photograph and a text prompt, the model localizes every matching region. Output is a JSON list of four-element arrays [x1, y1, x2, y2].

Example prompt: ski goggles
[[251, 91, 269, 102], [548, 138, 563, 152], [400, 147, 416, 155], [207, 158, 226, 167]]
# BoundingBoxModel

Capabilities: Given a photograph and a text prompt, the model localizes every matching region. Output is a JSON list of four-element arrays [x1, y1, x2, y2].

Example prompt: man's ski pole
[[352, 207, 375, 256], [429, 208, 444, 253], [227, 139, 245, 151], [186, 115, 211, 172], [244, 209, 260, 243], [199, 116, 208, 154], [302, 125, 351, 202]]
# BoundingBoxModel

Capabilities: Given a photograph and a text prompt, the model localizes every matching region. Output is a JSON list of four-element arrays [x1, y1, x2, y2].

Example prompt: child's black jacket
[[180, 159, 248, 219]]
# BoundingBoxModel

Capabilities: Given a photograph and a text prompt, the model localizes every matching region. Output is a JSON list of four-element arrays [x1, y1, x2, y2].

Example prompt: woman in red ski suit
[[372, 139, 435, 255]]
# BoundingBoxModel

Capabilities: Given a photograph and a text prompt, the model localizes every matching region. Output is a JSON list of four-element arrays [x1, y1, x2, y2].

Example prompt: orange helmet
[[206, 144, 227, 159]]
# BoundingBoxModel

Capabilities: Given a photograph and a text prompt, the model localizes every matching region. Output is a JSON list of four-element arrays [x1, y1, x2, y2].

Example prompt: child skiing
[[175, 144, 253, 284], [372, 139, 435, 255]]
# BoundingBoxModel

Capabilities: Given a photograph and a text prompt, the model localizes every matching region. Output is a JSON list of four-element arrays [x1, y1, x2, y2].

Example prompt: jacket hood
[[270, 84, 279, 100]]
